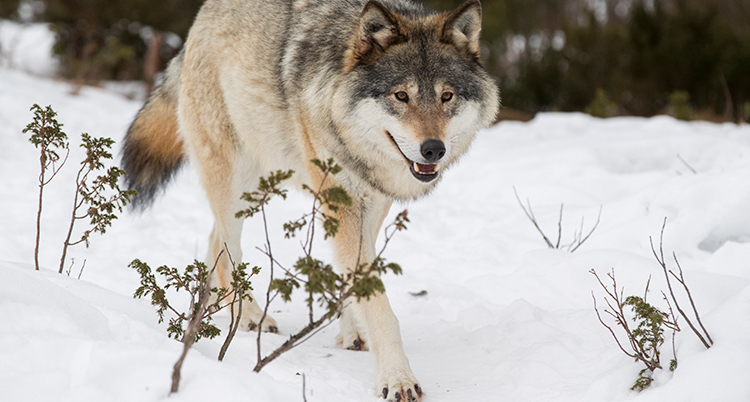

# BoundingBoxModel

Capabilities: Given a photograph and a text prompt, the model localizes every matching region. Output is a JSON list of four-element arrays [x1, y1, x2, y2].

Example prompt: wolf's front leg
[[331, 193, 422, 402]]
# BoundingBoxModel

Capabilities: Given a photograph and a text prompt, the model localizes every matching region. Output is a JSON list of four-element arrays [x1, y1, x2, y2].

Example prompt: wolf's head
[[332, 0, 499, 201]]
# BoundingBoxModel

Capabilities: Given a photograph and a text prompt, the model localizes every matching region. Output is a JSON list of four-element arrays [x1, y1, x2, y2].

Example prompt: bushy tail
[[121, 51, 185, 209]]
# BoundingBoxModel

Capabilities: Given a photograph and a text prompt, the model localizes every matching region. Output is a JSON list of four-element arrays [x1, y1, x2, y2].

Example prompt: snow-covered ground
[[2, 22, 750, 402]]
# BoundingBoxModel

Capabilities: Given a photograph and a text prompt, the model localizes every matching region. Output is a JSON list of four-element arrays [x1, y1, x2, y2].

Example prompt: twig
[[569, 206, 601, 252], [650, 218, 712, 349], [170, 249, 224, 394], [556, 204, 563, 248], [590, 269, 662, 372], [254, 313, 330, 372], [671, 253, 713, 346], [515, 187, 601, 252], [662, 291, 680, 369], [77, 259, 86, 280], [513, 187, 555, 248], [219, 243, 243, 361], [256, 198, 278, 366], [676, 154, 697, 175], [302, 373, 308, 402]]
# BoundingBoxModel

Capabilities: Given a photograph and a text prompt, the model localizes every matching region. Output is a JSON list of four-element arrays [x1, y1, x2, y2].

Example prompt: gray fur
[[120, 1, 498, 400]]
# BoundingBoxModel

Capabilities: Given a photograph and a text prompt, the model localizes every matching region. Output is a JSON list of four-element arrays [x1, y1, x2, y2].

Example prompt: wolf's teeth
[[412, 162, 439, 175]]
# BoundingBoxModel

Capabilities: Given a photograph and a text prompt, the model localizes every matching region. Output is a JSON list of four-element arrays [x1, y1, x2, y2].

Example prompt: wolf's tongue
[[413, 161, 438, 174]]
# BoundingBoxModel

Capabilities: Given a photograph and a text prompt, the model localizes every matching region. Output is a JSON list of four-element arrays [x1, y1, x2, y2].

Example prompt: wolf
[[121, 0, 498, 399]]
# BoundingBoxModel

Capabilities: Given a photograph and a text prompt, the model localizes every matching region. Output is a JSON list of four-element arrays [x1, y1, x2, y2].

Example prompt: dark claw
[[268, 325, 278, 333], [382, 388, 388, 399], [407, 389, 414, 401], [395, 391, 402, 401], [248, 322, 258, 331], [415, 384, 422, 396], [347, 337, 365, 351]]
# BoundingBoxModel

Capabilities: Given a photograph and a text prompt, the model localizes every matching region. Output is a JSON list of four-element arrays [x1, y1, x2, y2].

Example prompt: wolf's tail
[[121, 50, 186, 209]]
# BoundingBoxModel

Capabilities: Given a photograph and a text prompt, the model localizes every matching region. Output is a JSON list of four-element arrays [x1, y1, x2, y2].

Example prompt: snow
[[2, 23, 750, 402]]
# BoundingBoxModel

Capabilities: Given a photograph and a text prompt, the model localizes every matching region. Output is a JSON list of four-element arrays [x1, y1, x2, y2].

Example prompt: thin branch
[[569, 206, 602, 252], [662, 291, 680, 369], [257, 201, 276, 366], [671, 253, 713, 346], [676, 154, 697, 175], [592, 291, 637, 359], [254, 313, 331, 372], [651, 218, 712, 349], [555, 204, 563, 248], [77, 259, 86, 280], [219, 243, 244, 361], [170, 249, 224, 394], [590, 269, 662, 371], [513, 187, 554, 248]]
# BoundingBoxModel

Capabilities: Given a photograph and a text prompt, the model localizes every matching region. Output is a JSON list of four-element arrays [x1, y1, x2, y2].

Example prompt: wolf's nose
[[420, 140, 445, 163]]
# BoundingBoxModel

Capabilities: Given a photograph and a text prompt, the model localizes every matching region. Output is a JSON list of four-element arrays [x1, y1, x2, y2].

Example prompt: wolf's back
[[121, 51, 186, 209]]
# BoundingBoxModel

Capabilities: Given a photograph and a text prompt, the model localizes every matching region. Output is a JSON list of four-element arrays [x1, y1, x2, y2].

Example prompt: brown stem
[[34, 176, 43, 271], [253, 314, 331, 372], [219, 244, 243, 361], [170, 250, 224, 393], [59, 165, 88, 273], [257, 202, 275, 366], [671, 254, 713, 346], [569, 206, 601, 252], [514, 187, 555, 248], [651, 219, 712, 349], [590, 269, 661, 371]]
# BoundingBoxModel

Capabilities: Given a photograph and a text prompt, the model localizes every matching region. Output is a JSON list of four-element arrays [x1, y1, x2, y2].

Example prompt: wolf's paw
[[336, 331, 368, 351], [240, 312, 278, 333], [335, 313, 368, 350], [378, 371, 422, 401]]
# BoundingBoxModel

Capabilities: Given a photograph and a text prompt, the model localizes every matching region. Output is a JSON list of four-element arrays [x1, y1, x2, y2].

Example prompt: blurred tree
[[26, 0, 750, 120], [0, 0, 21, 19], [43, 0, 203, 84]]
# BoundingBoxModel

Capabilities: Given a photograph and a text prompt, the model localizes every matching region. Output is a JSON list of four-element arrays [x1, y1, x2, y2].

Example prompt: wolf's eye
[[441, 92, 454, 102], [395, 91, 409, 102]]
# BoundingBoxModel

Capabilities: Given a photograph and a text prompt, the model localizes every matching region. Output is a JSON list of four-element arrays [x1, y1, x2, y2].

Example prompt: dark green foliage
[[246, 159, 398, 322], [591, 270, 680, 392], [74, 133, 137, 244], [624, 295, 668, 365], [243, 160, 406, 372], [422, 0, 750, 121], [24, 103, 134, 274], [25, 104, 69, 175], [236, 169, 295, 220], [59, 131, 137, 273], [668, 91, 693, 121], [42, 0, 204, 81], [0, 0, 20, 19], [130, 257, 256, 342], [585, 89, 617, 118], [623, 295, 669, 391], [632, 368, 654, 392], [25, 104, 70, 271]]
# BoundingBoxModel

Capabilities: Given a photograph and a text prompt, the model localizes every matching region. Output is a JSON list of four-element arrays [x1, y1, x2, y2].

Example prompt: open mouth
[[386, 132, 440, 183]]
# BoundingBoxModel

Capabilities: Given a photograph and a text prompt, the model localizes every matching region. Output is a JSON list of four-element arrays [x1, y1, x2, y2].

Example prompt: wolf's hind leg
[[206, 220, 278, 333], [191, 146, 277, 333]]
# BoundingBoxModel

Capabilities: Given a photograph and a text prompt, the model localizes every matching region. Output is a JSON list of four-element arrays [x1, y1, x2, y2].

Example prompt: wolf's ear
[[351, 1, 405, 65], [442, 0, 482, 61]]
